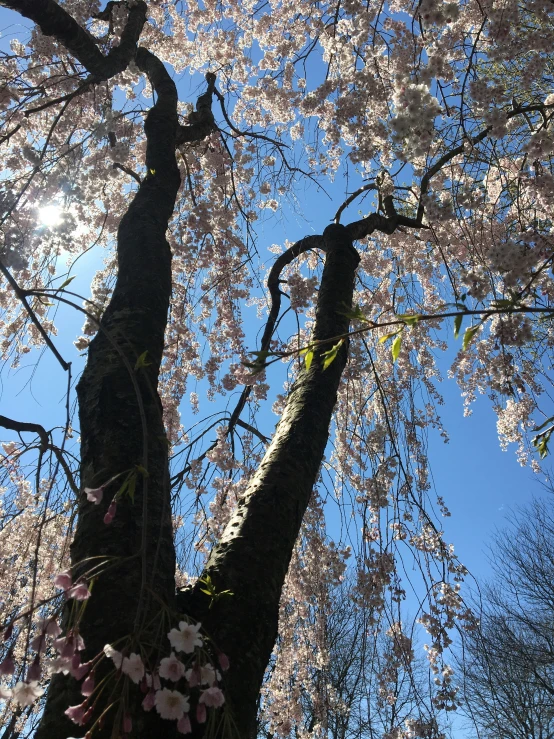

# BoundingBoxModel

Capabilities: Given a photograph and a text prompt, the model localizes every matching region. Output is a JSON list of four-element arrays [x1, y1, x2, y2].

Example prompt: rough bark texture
[[35, 45, 182, 739], [178, 223, 360, 738]]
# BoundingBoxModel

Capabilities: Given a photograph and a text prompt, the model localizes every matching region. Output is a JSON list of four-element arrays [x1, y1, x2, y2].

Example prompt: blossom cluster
[[391, 84, 442, 160]]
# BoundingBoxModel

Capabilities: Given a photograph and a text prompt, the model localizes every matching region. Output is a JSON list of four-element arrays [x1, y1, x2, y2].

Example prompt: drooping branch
[[0, 258, 70, 372]]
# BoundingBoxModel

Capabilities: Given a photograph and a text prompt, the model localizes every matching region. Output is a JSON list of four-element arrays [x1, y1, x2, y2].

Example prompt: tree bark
[[35, 45, 183, 739], [178, 223, 360, 738]]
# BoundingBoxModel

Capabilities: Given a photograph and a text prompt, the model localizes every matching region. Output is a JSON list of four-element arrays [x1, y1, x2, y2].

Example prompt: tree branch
[[0, 259, 70, 372], [0, 415, 49, 449], [176, 72, 217, 146], [0, 0, 147, 79]]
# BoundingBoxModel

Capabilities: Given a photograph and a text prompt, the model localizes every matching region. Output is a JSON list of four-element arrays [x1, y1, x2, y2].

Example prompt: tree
[[459, 498, 554, 739], [0, 0, 552, 738], [258, 578, 447, 739]]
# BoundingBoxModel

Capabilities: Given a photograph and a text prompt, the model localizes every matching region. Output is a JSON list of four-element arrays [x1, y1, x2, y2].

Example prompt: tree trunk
[[178, 223, 360, 738], [35, 48, 182, 739]]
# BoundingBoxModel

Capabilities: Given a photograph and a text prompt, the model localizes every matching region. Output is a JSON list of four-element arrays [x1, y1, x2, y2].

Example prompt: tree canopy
[[0, 0, 553, 737]]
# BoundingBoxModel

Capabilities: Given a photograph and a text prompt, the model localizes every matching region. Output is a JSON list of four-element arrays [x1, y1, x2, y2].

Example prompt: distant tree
[[459, 498, 554, 739]]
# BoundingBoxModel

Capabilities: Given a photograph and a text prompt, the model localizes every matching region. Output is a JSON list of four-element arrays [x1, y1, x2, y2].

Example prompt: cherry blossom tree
[[0, 0, 553, 738]]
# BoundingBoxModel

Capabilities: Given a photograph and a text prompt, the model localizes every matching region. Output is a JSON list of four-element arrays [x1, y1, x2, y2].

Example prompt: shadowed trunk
[[35, 47, 182, 739], [178, 223, 360, 738]]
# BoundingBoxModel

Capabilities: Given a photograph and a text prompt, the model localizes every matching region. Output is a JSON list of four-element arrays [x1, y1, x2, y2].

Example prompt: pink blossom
[[54, 634, 85, 659], [196, 703, 207, 723], [71, 656, 93, 680], [122, 714, 132, 732], [167, 621, 202, 654], [199, 686, 225, 707], [185, 663, 220, 687], [142, 690, 156, 711], [122, 653, 145, 683], [68, 581, 91, 601], [159, 653, 185, 682], [26, 657, 41, 682], [103, 500, 117, 524], [84, 486, 104, 504], [81, 673, 95, 696], [44, 619, 62, 638], [12, 681, 44, 707], [185, 663, 200, 687], [36, 618, 61, 639], [155, 688, 189, 720], [0, 685, 12, 700], [65, 703, 87, 725], [45, 656, 72, 675], [53, 571, 73, 591], [177, 714, 192, 734], [217, 652, 230, 671], [103, 644, 123, 669], [145, 672, 161, 690], [30, 633, 46, 653]]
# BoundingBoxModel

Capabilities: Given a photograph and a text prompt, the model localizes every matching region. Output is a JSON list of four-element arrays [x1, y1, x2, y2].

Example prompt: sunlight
[[38, 204, 63, 227]]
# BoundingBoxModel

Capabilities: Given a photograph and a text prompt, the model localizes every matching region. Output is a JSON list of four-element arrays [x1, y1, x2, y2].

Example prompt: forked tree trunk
[[4, 5, 360, 737]]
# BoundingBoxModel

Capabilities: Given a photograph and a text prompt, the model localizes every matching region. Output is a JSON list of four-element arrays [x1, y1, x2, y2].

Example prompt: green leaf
[[249, 350, 271, 360], [244, 349, 272, 374], [339, 304, 369, 322], [397, 313, 420, 326], [304, 348, 314, 371], [454, 313, 463, 339], [136, 464, 149, 477], [127, 473, 136, 504], [462, 324, 481, 351], [197, 575, 233, 608], [533, 428, 552, 459], [533, 416, 554, 433], [116, 478, 129, 500], [379, 330, 400, 344], [391, 334, 402, 363], [490, 298, 517, 309], [322, 339, 344, 370], [135, 351, 151, 370], [441, 302, 468, 311], [57, 275, 76, 290]]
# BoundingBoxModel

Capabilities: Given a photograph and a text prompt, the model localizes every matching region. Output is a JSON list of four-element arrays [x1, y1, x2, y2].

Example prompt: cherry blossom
[[121, 653, 145, 684], [12, 681, 44, 707], [84, 486, 104, 505], [103, 644, 123, 669], [159, 653, 186, 682], [0, 0, 554, 734], [199, 686, 225, 707], [154, 688, 190, 720], [167, 622, 203, 654]]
